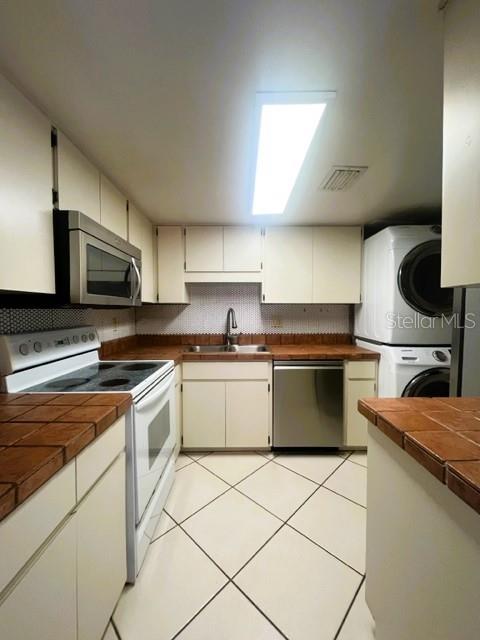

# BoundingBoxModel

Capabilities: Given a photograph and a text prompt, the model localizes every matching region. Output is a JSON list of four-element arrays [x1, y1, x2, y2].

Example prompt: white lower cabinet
[[182, 363, 271, 449], [0, 417, 126, 640], [183, 381, 226, 448], [77, 453, 126, 640], [226, 381, 269, 448], [0, 516, 77, 640], [344, 361, 377, 447]]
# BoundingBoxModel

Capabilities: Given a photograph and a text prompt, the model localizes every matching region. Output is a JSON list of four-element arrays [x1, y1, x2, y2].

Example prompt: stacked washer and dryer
[[355, 226, 453, 397]]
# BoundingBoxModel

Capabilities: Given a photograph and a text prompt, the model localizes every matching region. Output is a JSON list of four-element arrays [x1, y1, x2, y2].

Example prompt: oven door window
[[86, 244, 132, 298], [148, 403, 170, 469]]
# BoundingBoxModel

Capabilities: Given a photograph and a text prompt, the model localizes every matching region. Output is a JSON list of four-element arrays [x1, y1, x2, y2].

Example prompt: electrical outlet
[[271, 317, 283, 328]]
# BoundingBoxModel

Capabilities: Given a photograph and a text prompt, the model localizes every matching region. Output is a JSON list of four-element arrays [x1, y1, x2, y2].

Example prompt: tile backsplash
[[0, 307, 136, 343], [136, 284, 351, 335], [0, 285, 351, 342]]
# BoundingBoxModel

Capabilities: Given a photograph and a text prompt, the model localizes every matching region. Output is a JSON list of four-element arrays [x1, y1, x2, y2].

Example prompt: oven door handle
[[135, 371, 175, 412], [132, 258, 142, 303]]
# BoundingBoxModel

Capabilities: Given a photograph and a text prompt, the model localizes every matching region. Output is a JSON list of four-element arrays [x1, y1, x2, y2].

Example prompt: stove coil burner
[[100, 378, 130, 387], [98, 363, 115, 370], [47, 378, 91, 390], [122, 363, 157, 371]]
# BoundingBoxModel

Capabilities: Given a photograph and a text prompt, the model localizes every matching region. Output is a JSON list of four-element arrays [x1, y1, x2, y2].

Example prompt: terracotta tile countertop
[[0, 392, 131, 522], [358, 397, 480, 515], [104, 343, 379, 364]]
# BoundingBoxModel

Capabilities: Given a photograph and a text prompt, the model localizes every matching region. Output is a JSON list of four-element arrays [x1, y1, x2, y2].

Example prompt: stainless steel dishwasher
[[273, 360, 344, 447]]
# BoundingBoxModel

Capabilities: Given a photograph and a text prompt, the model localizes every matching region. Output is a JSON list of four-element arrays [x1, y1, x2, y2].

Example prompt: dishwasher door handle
[[274, 365, 344, 371]]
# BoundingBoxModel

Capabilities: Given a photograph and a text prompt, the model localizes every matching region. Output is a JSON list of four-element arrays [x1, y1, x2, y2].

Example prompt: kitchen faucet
[[226, 307, 238, 344]]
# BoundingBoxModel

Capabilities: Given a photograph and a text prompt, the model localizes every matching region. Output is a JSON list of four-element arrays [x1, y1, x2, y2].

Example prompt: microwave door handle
[[132, 258, 142, 302]]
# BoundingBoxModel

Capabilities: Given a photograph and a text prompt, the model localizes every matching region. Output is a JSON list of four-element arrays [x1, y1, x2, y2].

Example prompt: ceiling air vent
[[320, 165, 368, 192]]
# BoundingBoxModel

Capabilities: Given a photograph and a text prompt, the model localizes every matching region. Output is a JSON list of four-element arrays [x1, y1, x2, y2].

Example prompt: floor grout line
[[165, 493, 291, 640], [322, 485, 367, 509], [231, 456, 352, 580], [169, 582, 230, 640], [231, 582, 291, 640], [163, 485, 232, 528], [197, 453, 273, 488], [333, 574, 366, 640], [271, 456, 345, 486], [110, 615, 123, 640], [285, 522, 364, 577], [147, 451, 366, 640]]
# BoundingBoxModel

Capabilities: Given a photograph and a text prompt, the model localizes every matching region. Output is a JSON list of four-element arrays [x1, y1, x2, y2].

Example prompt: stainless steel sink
[[187, 344, 270, 353]]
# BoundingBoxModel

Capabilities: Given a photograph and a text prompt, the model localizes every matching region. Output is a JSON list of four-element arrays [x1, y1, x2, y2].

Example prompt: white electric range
[[0, 325, 176, 583]]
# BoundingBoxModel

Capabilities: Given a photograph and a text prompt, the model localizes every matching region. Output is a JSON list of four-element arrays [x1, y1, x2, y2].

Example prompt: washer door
[[402, 367, 450, 397], [398, 240, 453, 317]]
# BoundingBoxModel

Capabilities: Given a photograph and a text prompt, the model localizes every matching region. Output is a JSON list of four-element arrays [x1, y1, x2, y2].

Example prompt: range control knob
[[19, 343, 29, 356], [33, 341, 42, 353], [81, 334, 88, 343], [433, 350, 448, 363], [72, 335, 79, 344], [89, 332, 95, 341]]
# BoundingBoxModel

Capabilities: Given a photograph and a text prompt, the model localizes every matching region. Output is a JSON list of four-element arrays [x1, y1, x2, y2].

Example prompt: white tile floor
[[113, 451, 376, 640]]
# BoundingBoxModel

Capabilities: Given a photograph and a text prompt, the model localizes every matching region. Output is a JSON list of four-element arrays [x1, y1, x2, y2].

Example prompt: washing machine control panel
[[432, 350, 448, 363], [395, 347, 451, 366]]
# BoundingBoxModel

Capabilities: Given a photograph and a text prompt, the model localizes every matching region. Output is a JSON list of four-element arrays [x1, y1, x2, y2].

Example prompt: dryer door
[[397, 240, 453, 317], [402, 367, 450, 397]]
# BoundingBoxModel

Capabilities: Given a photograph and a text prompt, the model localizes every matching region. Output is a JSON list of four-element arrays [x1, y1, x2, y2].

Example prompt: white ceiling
[[0, 0, 444, 225]]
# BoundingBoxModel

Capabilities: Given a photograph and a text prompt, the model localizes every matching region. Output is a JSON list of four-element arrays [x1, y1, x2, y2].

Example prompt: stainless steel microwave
[[53, 210, 142, 306]]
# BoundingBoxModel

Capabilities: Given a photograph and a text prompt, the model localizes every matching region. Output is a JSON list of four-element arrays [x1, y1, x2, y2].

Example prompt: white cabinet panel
[[100, 174, 128, 239], [185, 226, 223, 272], [223, 226, 262, 272], [344, 361, 376, 447], [226, 381, 269, 448], [442, 0, 480, 287], [128, 203, 156, 302], [76, 416, 125, 501], [0, 517, 77, 640], [57, 131, 100, 222], [157, 226, 189, 303], [313, 227, 362, 303], [0, 462, 76, 594], [183, 381, 225, 448], [0, 73, 55, 293], [77, 453, 126, 640], [263, 227, 313, 303]]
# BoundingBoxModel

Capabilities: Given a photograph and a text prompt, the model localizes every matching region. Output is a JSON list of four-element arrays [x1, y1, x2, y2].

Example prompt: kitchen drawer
[[345, 361, 376, 380], [182, 362, 270, 380], [0, 462, 76, 595], [76, 416, 125, 501]]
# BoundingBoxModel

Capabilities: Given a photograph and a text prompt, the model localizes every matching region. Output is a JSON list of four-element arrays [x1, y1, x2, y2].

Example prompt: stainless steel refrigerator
[[451, 287, 480, 396]]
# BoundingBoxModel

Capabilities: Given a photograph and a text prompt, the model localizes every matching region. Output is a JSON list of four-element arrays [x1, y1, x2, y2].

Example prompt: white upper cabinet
[[157, 226, 189, 303], [0, 73, 55, 294], [56, 131, 100, 223], [100, 174, 128, 240], [185, 226, 224, 272], [128, 202, 156, 303], [263, 227, 313, 303], [184, 225, 262, 278], [313, 227, 362, 303], [223, 226, 262, 272], [442, 0, 480, 287]]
